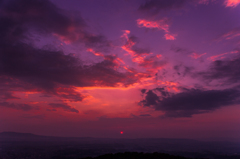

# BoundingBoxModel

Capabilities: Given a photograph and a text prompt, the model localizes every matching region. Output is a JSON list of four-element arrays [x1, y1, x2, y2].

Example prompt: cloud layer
[[140, 88, 240, 117]]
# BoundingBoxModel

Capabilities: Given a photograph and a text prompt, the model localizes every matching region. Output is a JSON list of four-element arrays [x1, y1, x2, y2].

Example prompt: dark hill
[[80, 152, 195, 159], [0, 131, 39, 137]]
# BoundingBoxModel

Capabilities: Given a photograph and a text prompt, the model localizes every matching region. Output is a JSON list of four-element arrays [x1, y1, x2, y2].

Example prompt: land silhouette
[[0, 132, 239, 159]]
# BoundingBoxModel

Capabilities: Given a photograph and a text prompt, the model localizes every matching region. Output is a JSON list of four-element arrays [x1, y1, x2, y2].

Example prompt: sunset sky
[[1, 0, 240, 140]]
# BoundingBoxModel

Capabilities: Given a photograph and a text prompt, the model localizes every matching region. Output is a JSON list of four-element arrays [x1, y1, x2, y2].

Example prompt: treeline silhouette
[[80, 152, 199, 159]]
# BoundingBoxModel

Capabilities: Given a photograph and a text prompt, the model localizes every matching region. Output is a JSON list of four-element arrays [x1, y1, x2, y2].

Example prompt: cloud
[[53, 87, 84, 102], [154, 87, 170, 97], [217, 27, 240, 41], [0, 0, 110, 50], [121, 32, 151, 56], [164, 33, 176, 40], [173, 64, 193, 77], [139, 114, 151, 117], [138, 55, 167, 70], [207, 50, 238, 61], [224, 0, 240, 7], [139, 0, 187, 15], [137, 19, 169, 32], [0, 102, 37, 111], [0, 0, 139, 103], [141, 89, 147, 94], [136, 19, 176, 40], [48, 103, 79, 113], [121, 30, 166, 71], [121, 30, 167, 72], [1, 92, 20, 100], [140, 88, 240, 117], [171, 46, 207, 58], [139, 0, 213, 15], [171, 46, 193, 54], [189, 52, 207, 59], [198, 55, 240, 84]]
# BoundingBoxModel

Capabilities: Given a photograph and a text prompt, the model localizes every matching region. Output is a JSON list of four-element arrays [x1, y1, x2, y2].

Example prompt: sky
[[0, 0, 240, 141]]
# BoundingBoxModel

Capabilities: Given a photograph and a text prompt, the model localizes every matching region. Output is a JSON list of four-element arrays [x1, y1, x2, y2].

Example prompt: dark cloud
[[0, 102, 37, 111], [173, 64, 194, 77], [139, 0, 205, 15], [139, 114, 151, 117], [1, 92, 20, 100], [154, 87, 169, 97], [0, 0, 110, 50], [140, 88, 240, 117], [48, 103, 79, 113], [141, 90, 160, 106], [171, 46, 193, 55], [141, 89, 147, 94], [0, 0, 138, 103], [139, 0, 187, 15], [53, 87, 83, 102], [197, 56, 240, 85]]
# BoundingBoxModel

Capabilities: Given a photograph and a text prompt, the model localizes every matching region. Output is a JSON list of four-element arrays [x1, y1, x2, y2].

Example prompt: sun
[[120, 131, 123, 134]]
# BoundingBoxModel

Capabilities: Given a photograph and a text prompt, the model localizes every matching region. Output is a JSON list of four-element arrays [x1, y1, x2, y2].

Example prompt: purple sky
[[0, 0, 240, 141]]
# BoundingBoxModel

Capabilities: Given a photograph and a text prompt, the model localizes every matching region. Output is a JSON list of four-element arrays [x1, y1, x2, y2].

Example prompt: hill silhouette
[[0, 131, 39, 137], [1, 132, 240, 159], [80, 152, 195, 159]]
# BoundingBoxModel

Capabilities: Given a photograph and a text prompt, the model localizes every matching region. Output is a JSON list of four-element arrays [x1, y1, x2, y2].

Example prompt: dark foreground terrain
[[0, 132, 239, 159], [81, 152, 195, 159]]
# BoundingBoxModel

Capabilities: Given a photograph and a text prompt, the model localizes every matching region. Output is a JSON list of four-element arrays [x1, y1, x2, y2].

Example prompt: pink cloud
[[121, 30, 150, 58], [223, 31, 240, 40], [137, 19, 176, 40], [164, 33, 177, 40], [224, 0, 240, 7], [189, 52, 207, 59], [137, 19, 169, 32], [207, 50, 238, 61]]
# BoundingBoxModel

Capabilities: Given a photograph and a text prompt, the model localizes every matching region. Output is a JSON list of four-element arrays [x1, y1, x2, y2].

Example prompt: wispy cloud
[[137, 19, 176, 40], [207, 50, 238, 61], [189, 53, 207, 59]]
